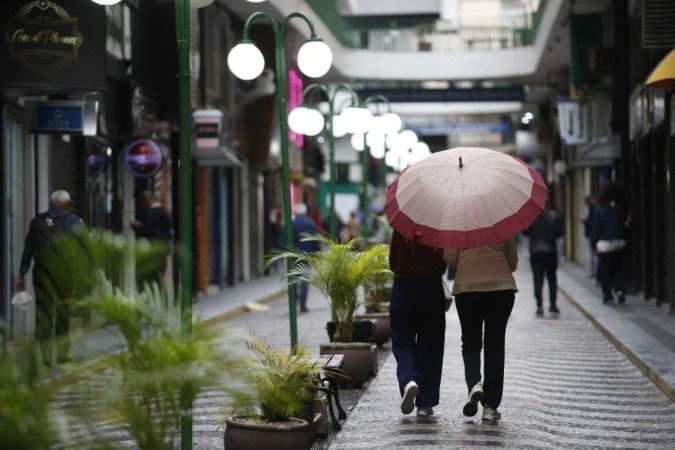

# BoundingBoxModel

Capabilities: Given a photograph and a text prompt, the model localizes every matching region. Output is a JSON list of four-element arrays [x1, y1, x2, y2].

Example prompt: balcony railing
[[306, 0, 548, 52]]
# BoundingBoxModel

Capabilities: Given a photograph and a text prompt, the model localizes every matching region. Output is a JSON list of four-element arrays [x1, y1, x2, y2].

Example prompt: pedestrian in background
[[131, 191, 172, 288], [523, 206, 564, 316], [582, 195, 598, 278], [444, 237, 518, 422], [345, 211, 363, 249], [16, 190, 84, 366], [389, 230, 447, 417], [591, 183, 628, 304], [268, 204, 283, 274], [282, 203, 319, 313]]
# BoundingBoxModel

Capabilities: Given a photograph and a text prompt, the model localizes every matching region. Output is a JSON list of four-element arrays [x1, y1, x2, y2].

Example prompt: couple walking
[[389, 229, 517, 421]]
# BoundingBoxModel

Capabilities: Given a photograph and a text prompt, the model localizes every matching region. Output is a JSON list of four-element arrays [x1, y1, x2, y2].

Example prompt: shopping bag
[[11, 291, 33, 311]]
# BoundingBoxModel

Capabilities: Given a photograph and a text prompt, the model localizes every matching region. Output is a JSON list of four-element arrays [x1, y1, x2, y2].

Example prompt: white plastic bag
[[11, 291, 33, 311]]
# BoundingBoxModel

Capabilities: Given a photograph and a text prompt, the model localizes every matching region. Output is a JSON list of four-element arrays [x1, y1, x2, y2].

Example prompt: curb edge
[[559, 286, 675, 403]]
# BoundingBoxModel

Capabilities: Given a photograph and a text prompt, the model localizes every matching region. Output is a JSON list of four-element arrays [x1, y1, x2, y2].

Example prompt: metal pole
[[175, 0, 193, 448], [328, 101, 337, 240], [274, 26, 298, 349], [361, 134, 369, 244]]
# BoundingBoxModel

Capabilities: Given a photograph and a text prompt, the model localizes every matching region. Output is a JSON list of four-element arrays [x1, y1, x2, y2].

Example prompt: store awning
[[194, 145, 242, 167], [572, 135, 621, 168], [645, 48, 675, 91]]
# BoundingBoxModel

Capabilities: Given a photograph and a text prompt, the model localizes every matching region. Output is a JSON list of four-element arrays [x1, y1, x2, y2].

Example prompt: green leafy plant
[[363, 246, 393, 313], [0, 339, 58, 450], [248, 337, 322, 423], [36, 231, 251, 450], [268, 234, 391, 342]]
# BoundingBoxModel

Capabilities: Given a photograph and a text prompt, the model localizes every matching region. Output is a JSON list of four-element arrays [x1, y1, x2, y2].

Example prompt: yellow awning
[[645, 48, 675, 91]]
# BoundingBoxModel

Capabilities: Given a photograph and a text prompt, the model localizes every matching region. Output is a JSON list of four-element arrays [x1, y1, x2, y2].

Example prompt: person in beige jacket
[[444, 237, 518, 422]]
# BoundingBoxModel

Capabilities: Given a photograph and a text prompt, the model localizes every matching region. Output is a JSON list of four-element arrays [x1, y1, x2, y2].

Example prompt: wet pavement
[[328, 264, 675, 449]]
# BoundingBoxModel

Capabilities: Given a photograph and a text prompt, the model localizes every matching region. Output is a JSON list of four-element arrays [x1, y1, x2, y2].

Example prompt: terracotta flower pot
[[320, 342, 376, 386], [354, 313, 391, 346], [224, 416, 309, 450]]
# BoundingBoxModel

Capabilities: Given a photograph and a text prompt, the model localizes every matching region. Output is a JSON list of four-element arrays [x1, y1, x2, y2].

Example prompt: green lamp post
[[228, 12, 333, 349], [288, 84, 359, 239]]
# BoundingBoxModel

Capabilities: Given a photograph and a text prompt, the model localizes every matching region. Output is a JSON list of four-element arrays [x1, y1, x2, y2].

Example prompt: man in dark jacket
[[16, 190, 83, 365], [281, 203, 319, 312], [590, 185, 628, 304], [524, 207, 565, 316], [131, 191, 172, 288]]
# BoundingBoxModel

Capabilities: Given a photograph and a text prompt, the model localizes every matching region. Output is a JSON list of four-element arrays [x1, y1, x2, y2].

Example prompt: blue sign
[[124, 139, 163, 178], [410, 122, 509, 136], [34, 105, 83, 133]]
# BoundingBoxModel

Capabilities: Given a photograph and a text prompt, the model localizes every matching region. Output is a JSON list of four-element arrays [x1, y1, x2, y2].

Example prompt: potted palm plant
[[269, 234, 389, 384], [224, 338, 323, 450], [355, 245, 393, 346]]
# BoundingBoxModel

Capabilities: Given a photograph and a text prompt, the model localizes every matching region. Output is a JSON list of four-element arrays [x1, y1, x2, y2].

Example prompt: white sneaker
[[482, 406, 501, 421], [417, 407, 434, 416], [463, 382, 483, 417], [400, 381, 418, 414]]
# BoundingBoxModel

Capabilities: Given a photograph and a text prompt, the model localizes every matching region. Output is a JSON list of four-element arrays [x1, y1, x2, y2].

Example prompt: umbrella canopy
[[645, 48, 675, 91], [385, 147, 547, 249]]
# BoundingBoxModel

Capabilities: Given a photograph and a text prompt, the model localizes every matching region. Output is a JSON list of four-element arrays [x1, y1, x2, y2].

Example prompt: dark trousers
[[455, 291, 515, 409], [33, 267, 70, 364], [390, 277, 446, 408], [297, 281, 309, 309], [530, 252, 558, 307], [598, 250, 625, 300]]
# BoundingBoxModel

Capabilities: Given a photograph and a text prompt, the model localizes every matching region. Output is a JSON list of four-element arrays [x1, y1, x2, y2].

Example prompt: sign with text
[[28, 100, 98, 135], [124, 139, 163, 179], [557, 98, 588, 146], [410, 121, 509, 136], [0, 0, 106, 91]]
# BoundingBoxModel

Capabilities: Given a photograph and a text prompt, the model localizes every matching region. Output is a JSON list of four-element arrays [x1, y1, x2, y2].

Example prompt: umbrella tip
[[459, 157, 463, 168]]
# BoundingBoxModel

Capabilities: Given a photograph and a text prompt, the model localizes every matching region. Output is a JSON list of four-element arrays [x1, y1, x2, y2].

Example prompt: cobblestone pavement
[[328, 266, 675, 450]]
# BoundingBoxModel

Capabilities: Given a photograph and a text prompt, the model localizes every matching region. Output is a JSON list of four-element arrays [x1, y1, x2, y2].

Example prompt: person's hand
[[16, 275, 25, 292]]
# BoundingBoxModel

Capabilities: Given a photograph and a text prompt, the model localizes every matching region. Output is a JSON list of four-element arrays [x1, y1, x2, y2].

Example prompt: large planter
[[355, 313, 391, 346], [326, 319, 374, 343], [224, 416, 309, 450], [320, 342, 377, 386]]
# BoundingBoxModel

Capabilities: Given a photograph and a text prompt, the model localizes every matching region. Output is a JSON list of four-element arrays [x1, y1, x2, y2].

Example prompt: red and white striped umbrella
[[385, 147, 548, 249]]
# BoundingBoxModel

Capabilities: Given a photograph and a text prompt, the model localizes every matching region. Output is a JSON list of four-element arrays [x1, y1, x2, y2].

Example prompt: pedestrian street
[[328, 263, 675, 450]]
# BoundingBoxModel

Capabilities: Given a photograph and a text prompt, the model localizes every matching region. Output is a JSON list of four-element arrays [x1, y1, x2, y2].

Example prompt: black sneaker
[[617, 291, 626, 304], [549, 305, 560, 314], [536, 306, 544, 317]]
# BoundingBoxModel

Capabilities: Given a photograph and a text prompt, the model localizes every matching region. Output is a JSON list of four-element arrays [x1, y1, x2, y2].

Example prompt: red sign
[[123, 139, 163, 178]]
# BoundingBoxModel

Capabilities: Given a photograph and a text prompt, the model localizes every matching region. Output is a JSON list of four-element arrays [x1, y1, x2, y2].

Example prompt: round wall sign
[[123, 139, 163, 178]]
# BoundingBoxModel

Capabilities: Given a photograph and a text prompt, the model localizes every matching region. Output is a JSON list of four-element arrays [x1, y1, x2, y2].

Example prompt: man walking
[[16, 190, 83, 366], [131, 191, 173, 288], [282, 203, 319, 312], [524, 207, 565, 316]]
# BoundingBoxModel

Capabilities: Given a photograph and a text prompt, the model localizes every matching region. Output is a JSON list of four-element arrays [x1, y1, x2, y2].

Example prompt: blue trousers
[[297, 281, 309, 309], [390, 277, 446, 408]]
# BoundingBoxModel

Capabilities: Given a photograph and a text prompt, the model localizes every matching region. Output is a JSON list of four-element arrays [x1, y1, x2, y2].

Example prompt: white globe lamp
[[297, 40, 333, 78], [331, 114, 348, 138], [399, 130, 418, 149], [381, 112, 403, 134], [288, 107, 325, 136], [90, 0, 122, 4], [366, 131, 385, 148], [227, 42, 265, 81], [341, 107, 373, 134], [351, 133, 365, 152], [370, 141, 386, 159]]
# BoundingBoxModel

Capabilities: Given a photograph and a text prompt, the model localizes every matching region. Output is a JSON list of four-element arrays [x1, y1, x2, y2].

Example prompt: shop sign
[[357, 86, 525, 103], [410, 121, 508, 136], [123, 139, 163, 178], [0, 0, 106, 90], [557, 98, 588, 145], [193, 109, 223, 149], [28, 100, 98, 135]]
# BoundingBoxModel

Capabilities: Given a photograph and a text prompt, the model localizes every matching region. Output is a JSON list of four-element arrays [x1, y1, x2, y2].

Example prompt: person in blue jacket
[[591, 184, 629, 304], [281, 203, 320, 312]]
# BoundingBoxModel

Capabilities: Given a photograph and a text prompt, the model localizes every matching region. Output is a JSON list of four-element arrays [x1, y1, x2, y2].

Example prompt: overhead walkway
[[270, 0, 565, 81]]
